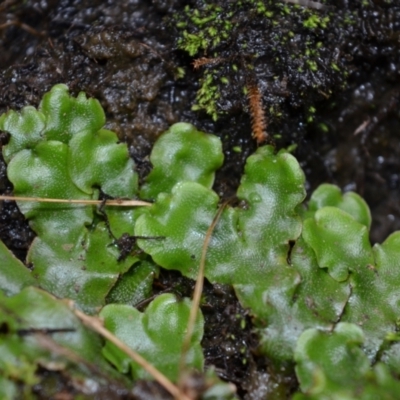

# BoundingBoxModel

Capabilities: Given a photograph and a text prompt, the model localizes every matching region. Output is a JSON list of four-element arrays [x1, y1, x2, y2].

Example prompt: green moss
[[220, 76, 229, 84], [303, 14, 320, 29], [306, 60, 318, 71], [179, 31, 208, 57], [192, 72, 220, 121]]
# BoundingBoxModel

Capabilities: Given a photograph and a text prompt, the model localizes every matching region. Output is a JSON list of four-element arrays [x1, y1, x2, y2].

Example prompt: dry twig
[[179, 203, 227, 379], [0, 195, 151, 207], [0, 20, 45, 36]]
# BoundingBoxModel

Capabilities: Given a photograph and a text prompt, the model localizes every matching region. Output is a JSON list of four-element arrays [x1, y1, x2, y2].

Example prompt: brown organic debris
[[248, 84, 268, 144], [192, 57, 224, 70]]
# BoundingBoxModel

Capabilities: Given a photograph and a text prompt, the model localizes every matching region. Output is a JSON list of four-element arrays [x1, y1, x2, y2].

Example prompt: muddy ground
[[0, 0, 399, 398]]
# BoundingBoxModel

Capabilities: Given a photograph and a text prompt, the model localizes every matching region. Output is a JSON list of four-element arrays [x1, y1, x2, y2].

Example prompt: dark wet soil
[[1, 0, 400, 398]]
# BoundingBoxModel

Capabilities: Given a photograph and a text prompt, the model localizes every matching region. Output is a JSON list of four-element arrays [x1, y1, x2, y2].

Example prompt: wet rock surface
[[0, 0, 399, 397]]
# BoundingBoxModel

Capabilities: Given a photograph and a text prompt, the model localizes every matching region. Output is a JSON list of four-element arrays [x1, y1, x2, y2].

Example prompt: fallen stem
[[73, 307, 192, 400], [0, 195, 151, 207], [0, 20, 45, 36], [179, 202, 227, 378]]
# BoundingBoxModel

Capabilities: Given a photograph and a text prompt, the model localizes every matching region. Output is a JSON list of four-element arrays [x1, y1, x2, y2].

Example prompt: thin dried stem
[[179, 203, 227, 379], [35, 333, 103, 375], [0, 20, 45, 36], [0, 195, 151, 207], [73, 307, 192, 400]]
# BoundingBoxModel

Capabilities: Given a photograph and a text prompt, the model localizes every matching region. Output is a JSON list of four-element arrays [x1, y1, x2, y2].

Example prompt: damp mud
[[0, 0, 399, 398]]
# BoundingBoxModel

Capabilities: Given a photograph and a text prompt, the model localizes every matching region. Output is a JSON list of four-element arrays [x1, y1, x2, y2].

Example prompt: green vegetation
[[294, 323, 400, 399], [1, 86, 400, 398], [0, 84, 139, 314], [101, 294, 204, 381]]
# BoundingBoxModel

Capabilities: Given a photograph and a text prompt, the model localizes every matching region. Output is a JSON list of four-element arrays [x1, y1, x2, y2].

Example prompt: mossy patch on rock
[[171, 0, 397, 125]]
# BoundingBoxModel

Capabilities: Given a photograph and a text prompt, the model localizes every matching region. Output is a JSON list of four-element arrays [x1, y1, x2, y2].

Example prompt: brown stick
[[0, 195, 151, 207], [179, 203, 227, 378], [0, 20, 45, 36]]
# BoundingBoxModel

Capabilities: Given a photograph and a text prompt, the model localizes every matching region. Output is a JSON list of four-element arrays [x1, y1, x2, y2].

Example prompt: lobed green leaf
[[68, 128, 137, 197], [140, 122, 223, 199], [294, 323, 400, 399], [305, 184, 371, 229], [0, 106, 45, 163], [100, 293, 204, 381], [39, 84, 105, 143], [302, 207, 374, 282]]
